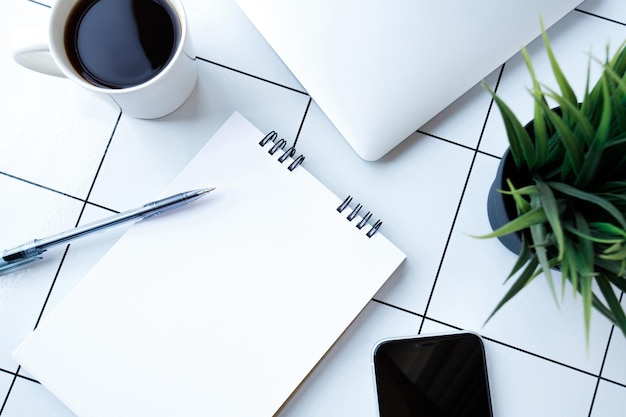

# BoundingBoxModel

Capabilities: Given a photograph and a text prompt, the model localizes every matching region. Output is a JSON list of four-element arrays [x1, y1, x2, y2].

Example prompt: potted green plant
[[476, 25, 626, 342]]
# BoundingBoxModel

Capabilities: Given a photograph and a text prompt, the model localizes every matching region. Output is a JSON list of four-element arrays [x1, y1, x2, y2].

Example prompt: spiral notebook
[[13, 112, 405, 417]]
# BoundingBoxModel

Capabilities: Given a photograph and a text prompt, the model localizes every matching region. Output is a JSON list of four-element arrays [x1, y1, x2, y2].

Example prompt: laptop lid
[[236, 0, 582, 160]]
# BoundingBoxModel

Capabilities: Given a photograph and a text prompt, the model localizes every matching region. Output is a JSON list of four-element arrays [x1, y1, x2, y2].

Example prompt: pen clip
[[0, 256, 43, 274]]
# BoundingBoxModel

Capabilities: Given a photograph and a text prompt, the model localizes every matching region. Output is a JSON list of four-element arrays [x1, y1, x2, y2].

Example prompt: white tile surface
[[1, 0, 625, 416]]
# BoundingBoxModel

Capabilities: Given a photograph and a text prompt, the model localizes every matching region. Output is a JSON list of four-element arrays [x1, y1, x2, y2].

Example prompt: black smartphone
[[372, 332, 493, 417]]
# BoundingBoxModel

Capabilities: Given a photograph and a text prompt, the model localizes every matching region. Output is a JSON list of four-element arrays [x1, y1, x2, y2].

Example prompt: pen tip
[[186, 187, 215, 200]]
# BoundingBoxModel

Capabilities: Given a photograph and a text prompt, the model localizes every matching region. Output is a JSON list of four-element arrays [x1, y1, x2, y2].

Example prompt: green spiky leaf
[[478, 25, 626, 344]]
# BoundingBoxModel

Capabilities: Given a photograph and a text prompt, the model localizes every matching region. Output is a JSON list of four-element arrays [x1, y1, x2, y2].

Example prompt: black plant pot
[[486, 149, 527, 255], [487, 109, 564, 256]]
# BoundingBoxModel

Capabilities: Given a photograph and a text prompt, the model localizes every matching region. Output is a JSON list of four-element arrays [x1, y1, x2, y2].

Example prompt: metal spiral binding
[[336, 196, 382, 238], [259, 131, 305, 171]]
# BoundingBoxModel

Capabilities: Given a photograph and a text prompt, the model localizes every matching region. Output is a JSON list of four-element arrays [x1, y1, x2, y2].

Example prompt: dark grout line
[[0, 364, 42, 416], [31, 246, 72, 331], [416, 130, 479, 152], [600, 376, 626, 389], [73, 112, 123, 226], [27, 0, 50, 8], [372, 298, 426, 319], [575, 8, 626, 26], [587, 330, 612, 416], [0, 371, 17, 415], [477, 149, 502, 160], [0, 171, 84, 204], [293, 97, 313, 148], [0, 367, 38, 385], [196, 57, 309, 96], [479, 333, 607, 382], [416, 129, 504, 160], [587, 291, 625, 416], [0, 174, 118, 216], [84, 201, 119, 214], [417, 63, 506, 334]]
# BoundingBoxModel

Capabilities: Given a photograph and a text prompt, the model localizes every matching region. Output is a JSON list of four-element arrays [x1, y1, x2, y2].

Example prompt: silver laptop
[[236, 0, 581, 160]]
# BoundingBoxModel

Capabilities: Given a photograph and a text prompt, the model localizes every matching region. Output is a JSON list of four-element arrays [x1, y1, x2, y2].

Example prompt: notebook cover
[[13, 112, 405, 416]]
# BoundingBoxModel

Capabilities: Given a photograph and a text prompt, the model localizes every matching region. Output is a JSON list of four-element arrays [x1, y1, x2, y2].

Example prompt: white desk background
[[1, 0, 625, 416]]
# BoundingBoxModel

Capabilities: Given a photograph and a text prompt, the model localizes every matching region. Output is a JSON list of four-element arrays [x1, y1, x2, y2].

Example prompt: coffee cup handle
[[12, 26, 66, 78]]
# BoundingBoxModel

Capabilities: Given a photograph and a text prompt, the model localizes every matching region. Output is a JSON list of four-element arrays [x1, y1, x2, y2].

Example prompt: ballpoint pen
[[0, 187, 215, 274]]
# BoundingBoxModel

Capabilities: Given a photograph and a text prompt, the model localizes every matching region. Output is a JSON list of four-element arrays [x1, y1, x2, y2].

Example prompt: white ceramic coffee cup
[[12, 0, 197, 119]]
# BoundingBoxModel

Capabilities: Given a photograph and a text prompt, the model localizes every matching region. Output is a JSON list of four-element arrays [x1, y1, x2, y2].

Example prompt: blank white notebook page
[[14, 112, 406, 417]]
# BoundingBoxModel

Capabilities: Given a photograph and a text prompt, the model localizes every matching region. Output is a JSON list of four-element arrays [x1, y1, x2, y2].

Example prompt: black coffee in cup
[[64, 0, 181, 89]]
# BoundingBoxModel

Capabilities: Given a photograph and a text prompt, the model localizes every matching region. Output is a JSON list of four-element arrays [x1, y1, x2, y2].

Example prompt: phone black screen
[[373, 332, 493, 417]]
